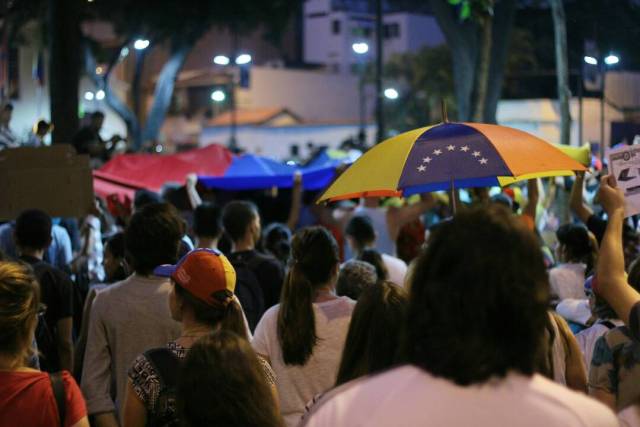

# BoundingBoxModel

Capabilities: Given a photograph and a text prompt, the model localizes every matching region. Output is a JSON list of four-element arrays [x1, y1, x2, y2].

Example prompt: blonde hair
[[0, 262, 40, 365]]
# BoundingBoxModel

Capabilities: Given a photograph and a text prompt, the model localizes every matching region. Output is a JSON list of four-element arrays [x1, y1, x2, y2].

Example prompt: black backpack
[[144, 348, 181, 427], [230, 255, 266, 332]]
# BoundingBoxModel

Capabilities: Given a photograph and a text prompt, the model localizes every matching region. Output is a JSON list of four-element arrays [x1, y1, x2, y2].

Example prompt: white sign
[[609, 145, 640, 217]]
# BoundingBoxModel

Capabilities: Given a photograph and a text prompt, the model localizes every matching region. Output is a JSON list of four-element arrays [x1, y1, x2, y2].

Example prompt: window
[[383, 23, 400, 39], [332, 20, 341, 34]]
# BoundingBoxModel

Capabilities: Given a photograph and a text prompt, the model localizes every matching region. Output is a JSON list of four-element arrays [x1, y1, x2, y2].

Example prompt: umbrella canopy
[[318, 122, 587, 202], [198, 153, 339, 191]]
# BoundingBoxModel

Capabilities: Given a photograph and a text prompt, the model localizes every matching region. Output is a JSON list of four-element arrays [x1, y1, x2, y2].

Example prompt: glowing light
[[134, 39, 150, 50], [584, 56, 598, 65], [95, 90, 105, 100], [605, 54, 620, 65], [235, 54, 252, 65], [95, 66, 104, 75], [384, 88, 399, 100], [213, 55, 230, 65], [211, 90, 226, 102], [84, 91, 95, 101], [352, 42, 369, 55], [120, 47, 129, 58]]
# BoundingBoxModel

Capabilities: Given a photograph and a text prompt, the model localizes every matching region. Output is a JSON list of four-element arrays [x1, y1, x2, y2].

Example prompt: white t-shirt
[[549, 263, 587, 301], [556, 298, 592, 325], [302, 365, 617, 427], [619, 405, 640, 427], [576, 320, 624, 374], [381, 253, 407, 286], [252, 297, 355, 427]]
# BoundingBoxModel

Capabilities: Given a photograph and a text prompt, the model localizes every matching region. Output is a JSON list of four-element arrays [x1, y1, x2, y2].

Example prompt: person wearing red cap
[[122, 249, 276, 427]]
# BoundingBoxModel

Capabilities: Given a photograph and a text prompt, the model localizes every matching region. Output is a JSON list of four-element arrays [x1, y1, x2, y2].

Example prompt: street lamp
[[353, 42, 369, 146], [84, 91, 94, 101], [211, 90, 226, 102], [584, 52, 620, 162], [95, 90, 106, 101], [133, 39, 150, 50], [212, 52, 252, 150], [384, 88, 399, 100]]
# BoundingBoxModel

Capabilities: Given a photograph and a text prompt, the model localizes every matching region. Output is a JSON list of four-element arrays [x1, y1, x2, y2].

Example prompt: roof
[[208, 107, 303, 126]]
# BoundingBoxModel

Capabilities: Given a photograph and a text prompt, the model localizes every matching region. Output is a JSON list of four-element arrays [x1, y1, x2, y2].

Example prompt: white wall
[[7, 45, 126, 145]]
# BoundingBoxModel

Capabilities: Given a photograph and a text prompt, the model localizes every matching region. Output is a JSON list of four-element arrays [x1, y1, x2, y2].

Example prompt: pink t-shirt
[[302, 365, 617, 427]]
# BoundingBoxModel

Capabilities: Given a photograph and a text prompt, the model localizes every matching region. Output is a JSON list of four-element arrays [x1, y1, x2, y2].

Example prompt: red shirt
[[0, 370, 86, 427]]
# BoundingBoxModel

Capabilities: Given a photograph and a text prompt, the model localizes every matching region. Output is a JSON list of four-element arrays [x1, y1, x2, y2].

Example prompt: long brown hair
[[0, 262, 40, 365], [175, 285, 247, 340], [336, 281, 408, 386], [177, 331, 282, 427], [277, 227, 339, 365]]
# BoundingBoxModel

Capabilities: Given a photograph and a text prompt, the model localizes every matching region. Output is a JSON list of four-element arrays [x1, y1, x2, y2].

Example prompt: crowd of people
[[4, 141, 640, 426]]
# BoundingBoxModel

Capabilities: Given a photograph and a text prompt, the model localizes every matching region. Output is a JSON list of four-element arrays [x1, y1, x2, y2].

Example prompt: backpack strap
[[49, 372, 66, 426], [144, 348, 180, 390], [600, 320, 617, 330]]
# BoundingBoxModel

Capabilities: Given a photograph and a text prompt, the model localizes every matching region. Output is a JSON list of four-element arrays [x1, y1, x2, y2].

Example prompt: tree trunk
[[484, 0, 517, 124], [472, 14, 493, 123], [429, 0, 478, 122], [550, 0, 571, 146], [142, 44, 190, 144], [48, 0, 81, 144], [131, 50, 146, 150]]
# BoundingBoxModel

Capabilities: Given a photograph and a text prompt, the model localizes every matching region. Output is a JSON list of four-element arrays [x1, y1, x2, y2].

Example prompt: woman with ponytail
[[123, 249, 276, 427], [252, 226, 356, 427]]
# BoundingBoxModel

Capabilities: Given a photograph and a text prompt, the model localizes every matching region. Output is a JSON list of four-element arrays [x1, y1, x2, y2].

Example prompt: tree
[[429, 0, 516, 123], [85, 0, 295, 150], [549, 0, 570, 146]]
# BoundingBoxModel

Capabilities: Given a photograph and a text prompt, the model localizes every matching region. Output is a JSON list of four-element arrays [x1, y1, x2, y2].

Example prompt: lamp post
[[584, 53, 619, 162], [384, 87, 399, 100], [352, 42, 369, 146], [212, 53, 251, 151]]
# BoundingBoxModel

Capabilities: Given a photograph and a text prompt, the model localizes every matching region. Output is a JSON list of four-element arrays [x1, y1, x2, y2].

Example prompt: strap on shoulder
[[49, 372, 66, 426]]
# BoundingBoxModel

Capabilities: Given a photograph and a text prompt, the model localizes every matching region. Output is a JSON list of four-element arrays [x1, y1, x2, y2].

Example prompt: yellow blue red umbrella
[[318, 122, 587, 202]]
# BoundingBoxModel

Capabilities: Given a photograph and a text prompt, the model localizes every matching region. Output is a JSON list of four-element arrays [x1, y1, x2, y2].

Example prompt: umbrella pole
[[450, 178, 457, 214]]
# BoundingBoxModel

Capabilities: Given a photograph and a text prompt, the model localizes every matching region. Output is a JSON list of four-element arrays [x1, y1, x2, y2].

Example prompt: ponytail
[[277, 226, 339, 366], [221, 297, 249, 341], [277, 265, 317, 365]]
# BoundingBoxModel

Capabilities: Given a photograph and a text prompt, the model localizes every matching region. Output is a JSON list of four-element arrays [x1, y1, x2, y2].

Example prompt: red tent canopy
[[95, 144, 233, 195]]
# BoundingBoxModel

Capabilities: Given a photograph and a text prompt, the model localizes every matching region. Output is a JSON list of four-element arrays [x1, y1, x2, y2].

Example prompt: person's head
[[336, 281, 408, 386], [125, 203, 184, 275], [0, 103, 13, 125], [222, 201, 260, 247], [404, 206, 549, 385], [103, 233, 128, 283], [357, 249, 388, 281], [262, 223, 292, 265], [555, 223, 597, 273], [90, 111, 105, 131], [14, 209, 52, 253], [133, 189, 163, 213], [345, 215, 376, 253], [336, 260, 377, 300], [0, 262, 40, 367], [177, 331, 282, 427], [35, 120, 51, 137], [277, 226, 340, 365], [155, 249, 246, 339], [193, 202, 222, 241]]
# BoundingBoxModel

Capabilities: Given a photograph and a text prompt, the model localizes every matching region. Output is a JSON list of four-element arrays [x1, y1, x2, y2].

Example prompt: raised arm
[[387, 194, 435, 241], [286, 171, 303, 231], [185, 173, 202, 210], [570, 172, 593, 224], [522, 179, 539, 222], [595, 175, 640, 325]]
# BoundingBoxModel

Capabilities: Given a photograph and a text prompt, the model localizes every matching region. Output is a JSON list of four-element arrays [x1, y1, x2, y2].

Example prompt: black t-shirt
[[228, 250, 285, 309], [72, 126, 103, 156], [586, 214, 607, 244], [20, 255, 74, 372]]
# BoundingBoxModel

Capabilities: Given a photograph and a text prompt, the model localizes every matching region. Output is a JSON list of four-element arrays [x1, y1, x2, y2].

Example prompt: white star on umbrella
[[447, 144, 456, 151], [460, 146, 469, 152], [433, 149, 442, 155], [417, 165, 426, 172], [472, 151, 481, 157], [479, 158, 488, 165], [423, 156, 432, 163]]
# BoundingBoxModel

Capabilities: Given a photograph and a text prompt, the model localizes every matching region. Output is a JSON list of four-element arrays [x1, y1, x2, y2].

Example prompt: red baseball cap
[[154, 249, 236, 307]]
